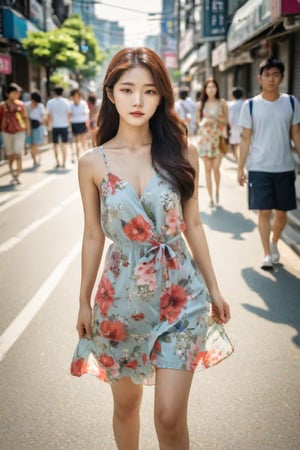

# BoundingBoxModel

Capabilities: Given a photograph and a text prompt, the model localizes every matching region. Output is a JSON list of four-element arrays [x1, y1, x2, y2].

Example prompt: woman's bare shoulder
[[78, 147, 106, 183]]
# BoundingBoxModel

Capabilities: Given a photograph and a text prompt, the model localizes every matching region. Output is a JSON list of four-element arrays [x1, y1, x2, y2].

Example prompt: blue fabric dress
[[70, 146, 233, 384]]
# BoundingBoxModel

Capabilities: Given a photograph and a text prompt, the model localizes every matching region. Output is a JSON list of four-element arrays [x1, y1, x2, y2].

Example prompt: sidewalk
[[0, 143, 53, 177]]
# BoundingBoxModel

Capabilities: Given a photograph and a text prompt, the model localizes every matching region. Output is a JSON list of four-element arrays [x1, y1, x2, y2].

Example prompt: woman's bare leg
[[202, 157, 213, 205], [154, 369, 193, 450], [111, 377, 143, 450]]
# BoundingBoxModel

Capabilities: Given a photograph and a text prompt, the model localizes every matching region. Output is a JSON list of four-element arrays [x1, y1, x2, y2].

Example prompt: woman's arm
[[182, 143, 230, 323], [217, 99, 228, 126], [76, 153, 106, 338]]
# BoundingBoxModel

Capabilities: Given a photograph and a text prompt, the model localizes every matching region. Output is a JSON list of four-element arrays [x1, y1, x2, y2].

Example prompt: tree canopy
[[22, 15, 104, 92]]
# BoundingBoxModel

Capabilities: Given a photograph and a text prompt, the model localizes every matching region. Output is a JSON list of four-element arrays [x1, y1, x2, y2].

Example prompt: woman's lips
[[130, 112, 144, 117]]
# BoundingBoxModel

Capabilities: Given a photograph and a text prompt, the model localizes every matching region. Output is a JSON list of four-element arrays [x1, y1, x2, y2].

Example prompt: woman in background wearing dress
[[70, 48, 232, 450], [197, 78, 228, 207]]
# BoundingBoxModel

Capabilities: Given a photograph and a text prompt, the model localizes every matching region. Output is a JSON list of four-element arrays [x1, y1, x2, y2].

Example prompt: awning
[[227, 0, 272, 52], [1, 7, 39, 42]]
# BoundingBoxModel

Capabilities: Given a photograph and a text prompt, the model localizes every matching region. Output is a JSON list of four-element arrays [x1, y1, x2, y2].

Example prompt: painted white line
[[0, 176, 58, 213], [0, 241, 81, 362], [0, 191, 79, 255]]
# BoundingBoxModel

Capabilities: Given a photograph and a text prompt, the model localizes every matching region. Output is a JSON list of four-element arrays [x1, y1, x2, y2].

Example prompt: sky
[[95, 0, 162, 46]]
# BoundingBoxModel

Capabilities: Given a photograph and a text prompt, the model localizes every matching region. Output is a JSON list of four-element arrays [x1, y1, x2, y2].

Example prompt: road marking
[[0, 176, 58, 213], [0, 241, 81, 362], [0, 191, 80, 254]]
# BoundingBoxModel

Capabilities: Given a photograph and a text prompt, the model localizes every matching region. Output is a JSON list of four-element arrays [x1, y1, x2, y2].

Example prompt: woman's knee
[[155, 405, 185, 438], [112, 383, 143, 420]]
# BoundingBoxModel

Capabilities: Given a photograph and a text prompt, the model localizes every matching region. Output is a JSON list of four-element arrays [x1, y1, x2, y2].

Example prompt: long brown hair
[[95, 47, 195, 200], [199, 78, 220, 119]]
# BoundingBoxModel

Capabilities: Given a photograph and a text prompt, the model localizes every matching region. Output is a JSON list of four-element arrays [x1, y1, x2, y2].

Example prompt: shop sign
[[179, 29, 194, 60], [281, 0, 300, 15], [0, 54, 12, 75], [227, 0, 272, 51], [212, 42, 227, 67], [197, 43, 209, 62], [200, 0, 228, 41], [30, 0, 44, 30], [162, 52, 178, 69], [271, 0, 300, 19]]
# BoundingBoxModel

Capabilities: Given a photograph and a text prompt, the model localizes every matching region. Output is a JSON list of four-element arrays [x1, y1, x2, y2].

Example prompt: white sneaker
[[270, 242, 280, 264], [261, 255, 273, 270]]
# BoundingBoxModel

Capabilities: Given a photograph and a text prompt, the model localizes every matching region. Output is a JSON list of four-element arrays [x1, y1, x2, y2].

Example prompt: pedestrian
[[0, 83, 30, 184], [46, 86, 71, 169], [70, 88, 90, 162], [87, 93, 101, 146], [197, 78, 228, 207], [25, 90, 46, 168], [174, 88, 196, 136], [238, 57, 300, 270], [70, 47, 233, 450], [227, 87, 244, 161]]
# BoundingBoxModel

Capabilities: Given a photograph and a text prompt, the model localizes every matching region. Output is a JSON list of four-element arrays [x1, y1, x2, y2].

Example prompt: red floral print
[[108, 173, 121, 195], [99, 354, 116, 368], [70, 357, 84, 377], [192, 349, 222, 370], [100, 320, 126, 341], [142, 353, 147, 365], [125, 359, 138, 370], [131, 312, 145, 321], [95, 276, 115, 316], [160, 284, 187, 323], [123, 215, 152, 242]]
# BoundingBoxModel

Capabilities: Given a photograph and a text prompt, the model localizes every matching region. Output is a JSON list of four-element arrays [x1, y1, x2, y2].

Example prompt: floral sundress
[[70, 146, 233, 384], [197, 101, 226, 158]]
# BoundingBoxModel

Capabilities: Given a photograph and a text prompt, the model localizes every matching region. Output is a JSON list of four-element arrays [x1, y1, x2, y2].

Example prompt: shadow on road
[[200, 206, 256, 240], [242, 266, 300, 347]]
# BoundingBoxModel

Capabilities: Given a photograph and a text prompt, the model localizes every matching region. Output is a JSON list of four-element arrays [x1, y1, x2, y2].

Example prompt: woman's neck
[[112, 122, 152, 150]]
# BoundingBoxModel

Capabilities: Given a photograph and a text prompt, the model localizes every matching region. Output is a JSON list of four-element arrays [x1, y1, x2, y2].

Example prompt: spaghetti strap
[[98, 146, 110, 171]]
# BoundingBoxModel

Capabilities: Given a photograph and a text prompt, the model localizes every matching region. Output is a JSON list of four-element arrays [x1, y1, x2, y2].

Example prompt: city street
[[0, 146, 299, 450]]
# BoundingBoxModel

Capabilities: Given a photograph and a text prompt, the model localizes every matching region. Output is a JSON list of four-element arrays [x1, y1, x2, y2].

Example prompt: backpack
[[249, 95, 295, 117]]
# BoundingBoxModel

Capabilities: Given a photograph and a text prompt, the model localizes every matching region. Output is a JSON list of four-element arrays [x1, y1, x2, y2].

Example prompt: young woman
[[70, 48, 233, 450], [26, 90, 46, 168], [197, 78, 228, 207], [70, 89, 90, 161]]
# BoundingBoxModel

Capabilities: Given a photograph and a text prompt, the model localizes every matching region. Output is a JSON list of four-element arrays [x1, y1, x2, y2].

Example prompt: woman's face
[[109, 66, 161, 127], [205, 81, 217, 98]]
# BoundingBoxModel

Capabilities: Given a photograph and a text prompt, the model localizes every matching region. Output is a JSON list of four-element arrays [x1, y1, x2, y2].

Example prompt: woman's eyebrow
[[119, 82, 156, 87]]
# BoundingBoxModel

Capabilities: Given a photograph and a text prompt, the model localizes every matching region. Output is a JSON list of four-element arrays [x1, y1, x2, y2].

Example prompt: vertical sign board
[[281, 0, 300, 15], [202, 0, 228, 41]]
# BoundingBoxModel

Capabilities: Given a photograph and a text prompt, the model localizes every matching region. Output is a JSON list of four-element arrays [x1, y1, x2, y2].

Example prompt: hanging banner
[[201, 0, 228, 41]]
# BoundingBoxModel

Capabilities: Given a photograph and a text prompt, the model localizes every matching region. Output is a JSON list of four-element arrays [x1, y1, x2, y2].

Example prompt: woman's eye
[[145, 89, 157, 95], [120, 88, 131, 94]]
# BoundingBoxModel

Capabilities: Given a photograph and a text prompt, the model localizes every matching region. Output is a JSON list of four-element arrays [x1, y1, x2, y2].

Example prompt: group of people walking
[[0, 83, 100, 182]]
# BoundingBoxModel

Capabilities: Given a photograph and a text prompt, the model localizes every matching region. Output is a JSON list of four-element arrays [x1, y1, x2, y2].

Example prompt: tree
[[22, 29, 85, 96], [61, 15, 104, 80], [22, 15, 104, 95]]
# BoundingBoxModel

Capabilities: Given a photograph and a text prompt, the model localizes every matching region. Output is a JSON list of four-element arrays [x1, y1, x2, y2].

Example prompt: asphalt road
[[0, 146, 299, 450]]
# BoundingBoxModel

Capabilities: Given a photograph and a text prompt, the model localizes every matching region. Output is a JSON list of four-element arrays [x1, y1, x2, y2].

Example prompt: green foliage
[[21, 14, 104, 80]]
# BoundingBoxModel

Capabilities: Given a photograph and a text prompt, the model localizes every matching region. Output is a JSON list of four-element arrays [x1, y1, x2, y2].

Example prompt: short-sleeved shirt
[[46, 97, 71, 128], [26, 102, 45, 122], [238, 93, 300, 172], [70, 100, 89, 124]]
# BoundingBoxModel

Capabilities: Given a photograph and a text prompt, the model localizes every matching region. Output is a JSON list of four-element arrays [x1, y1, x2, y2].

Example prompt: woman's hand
[[76, 303, 92, 339], [210, 290, 231, 324]]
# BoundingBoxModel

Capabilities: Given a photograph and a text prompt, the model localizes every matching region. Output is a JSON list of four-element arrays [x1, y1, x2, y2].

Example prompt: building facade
[[0, 0, 71, 100], [177, 0, 300, 101]]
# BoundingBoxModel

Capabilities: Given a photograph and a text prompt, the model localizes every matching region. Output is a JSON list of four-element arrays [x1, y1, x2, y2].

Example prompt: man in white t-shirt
[[174, 88, 196, 135], [238, 58, 300, 270], [46, 86, 71, 168]]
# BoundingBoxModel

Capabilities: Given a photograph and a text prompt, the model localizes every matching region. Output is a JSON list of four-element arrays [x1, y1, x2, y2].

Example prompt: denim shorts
[[248, 170, 297, 211]]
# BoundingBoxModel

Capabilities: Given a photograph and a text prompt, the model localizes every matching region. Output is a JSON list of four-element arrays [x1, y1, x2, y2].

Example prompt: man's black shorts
[[248, 170, 297, 211], [52, 127, 68, 144]]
